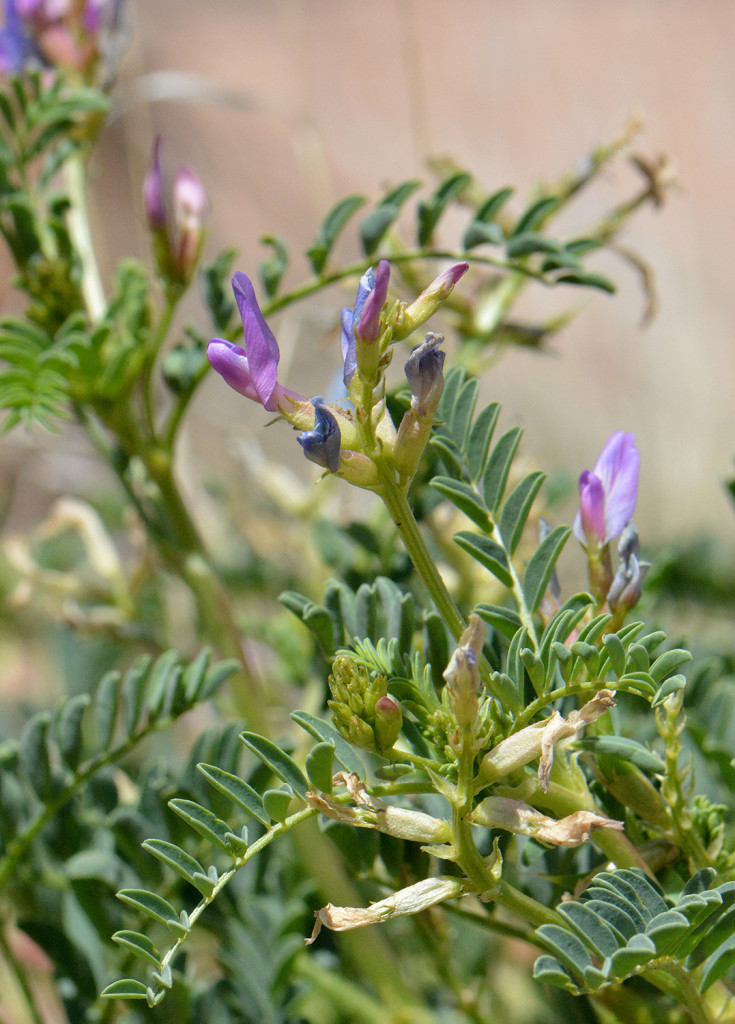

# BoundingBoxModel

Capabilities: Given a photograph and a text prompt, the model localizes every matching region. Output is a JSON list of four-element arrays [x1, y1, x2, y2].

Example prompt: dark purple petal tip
[[297, 397, 341, 473]]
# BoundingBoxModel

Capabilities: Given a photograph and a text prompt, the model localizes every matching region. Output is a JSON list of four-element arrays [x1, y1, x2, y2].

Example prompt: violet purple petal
[[231, 272, 281, 411], [207, 339, 258, 402], [593, 431, 639, 542], [341, 307, 357, 385], [573, 431, 639, 545], [355, 258, 390, 343], [574, 470, 605, 545]]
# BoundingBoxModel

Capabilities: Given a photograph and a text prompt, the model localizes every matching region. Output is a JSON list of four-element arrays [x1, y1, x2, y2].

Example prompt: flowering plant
[[0, 8, 732, 1024]]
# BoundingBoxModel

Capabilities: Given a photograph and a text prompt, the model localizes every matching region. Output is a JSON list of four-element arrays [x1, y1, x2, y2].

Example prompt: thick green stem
[[646, 960, 715, 1024], [451, 723, 559, 930], [143, 289, 181, 441], [375, 460, 465, 642]]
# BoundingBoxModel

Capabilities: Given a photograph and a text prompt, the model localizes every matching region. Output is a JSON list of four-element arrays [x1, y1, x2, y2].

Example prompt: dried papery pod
[[475, 689, 617, 792], [306, 876, 467, 944]]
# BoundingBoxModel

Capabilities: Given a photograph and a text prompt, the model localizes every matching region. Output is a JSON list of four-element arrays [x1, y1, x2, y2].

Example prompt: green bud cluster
[[328, 655, 403, 755]]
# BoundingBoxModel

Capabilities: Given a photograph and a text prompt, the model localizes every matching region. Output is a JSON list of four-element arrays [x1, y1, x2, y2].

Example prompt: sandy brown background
[[2, 0, 734, 552]]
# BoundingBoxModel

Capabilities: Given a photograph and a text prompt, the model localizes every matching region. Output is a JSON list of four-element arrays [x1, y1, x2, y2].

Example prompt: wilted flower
[[573, 431, 639, 548], [341, 259, 390, 385], [207, 273, 305, 413], [297, 397, 341, 474], [144, 136, 208, 286]]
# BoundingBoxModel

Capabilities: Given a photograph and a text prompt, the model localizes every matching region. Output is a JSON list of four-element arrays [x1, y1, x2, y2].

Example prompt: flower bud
[[172, 166, 208, 282], [393, 333, 445, 483], [392, 262, 468, 341], [404, 332, 445, 418], [341, 260, 391, 386], [144, 136, 208, 287], [443, 613, 484, 729], [373, 695, 403, 753], [607, 520, 650, 612], [328, 656, 402, 754]]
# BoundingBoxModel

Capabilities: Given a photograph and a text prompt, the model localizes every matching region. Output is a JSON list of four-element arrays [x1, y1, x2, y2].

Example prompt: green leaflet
[[534, 869, 735, 998], [307, 194, 367, 275], [240, 733, 308, 797]]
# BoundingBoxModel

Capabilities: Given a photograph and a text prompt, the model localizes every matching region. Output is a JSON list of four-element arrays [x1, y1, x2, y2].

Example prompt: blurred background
[[2, 0, 734, 548]]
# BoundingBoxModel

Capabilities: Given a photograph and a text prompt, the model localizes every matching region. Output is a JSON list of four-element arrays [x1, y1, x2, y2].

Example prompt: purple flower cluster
[[207, 260, 469, 481], [0, 0, 125, 75]]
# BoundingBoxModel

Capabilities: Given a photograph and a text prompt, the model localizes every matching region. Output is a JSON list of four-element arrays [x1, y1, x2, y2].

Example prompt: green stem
[[646, 960, 714, 1024], [375, 459, 465, 643], [451, 723, 559, 929], [494, 879, 560, 928], [513, 681, 597, 731], [143, 807, 318, 1003], [65, 152, 106, 322], [143, 289, 182, 442], [260, 251, 550, 320], [442, 900, 542, 946]]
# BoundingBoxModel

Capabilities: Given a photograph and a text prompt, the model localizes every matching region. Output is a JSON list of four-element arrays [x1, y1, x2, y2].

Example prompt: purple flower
[[297, 397, 341, 473], [573, 431, 640, 547], [144, 137, 208, 284], [341, 259, 390, 385], [207, 273, 304, 413], [404, 332, 445, 417]]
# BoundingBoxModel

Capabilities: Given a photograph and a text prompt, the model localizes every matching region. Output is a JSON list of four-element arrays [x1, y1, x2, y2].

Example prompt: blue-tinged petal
[[341, 307, 357, 385], [297, 397, 341, 473]]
